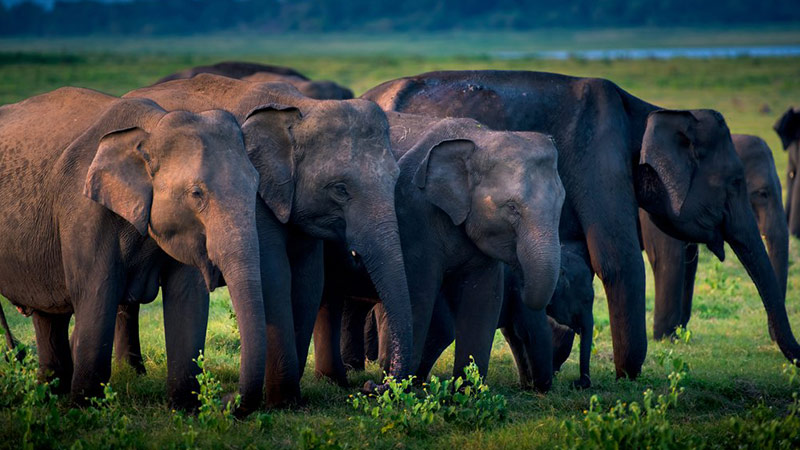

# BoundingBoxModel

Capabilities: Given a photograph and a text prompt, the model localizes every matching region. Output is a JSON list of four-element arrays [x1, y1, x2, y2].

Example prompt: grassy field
[[1, 30, 800, 448]]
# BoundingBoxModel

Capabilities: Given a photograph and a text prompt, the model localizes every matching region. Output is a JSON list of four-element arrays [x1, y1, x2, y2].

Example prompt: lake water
[[492, 45, 800, 60]]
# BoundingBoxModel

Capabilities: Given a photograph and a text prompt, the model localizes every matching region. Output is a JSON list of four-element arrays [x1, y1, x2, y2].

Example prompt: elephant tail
[[0, 302, 24, 361]]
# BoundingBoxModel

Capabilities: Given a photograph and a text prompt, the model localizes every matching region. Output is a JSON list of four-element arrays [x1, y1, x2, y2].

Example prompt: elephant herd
[[1, 61, 799, 416]]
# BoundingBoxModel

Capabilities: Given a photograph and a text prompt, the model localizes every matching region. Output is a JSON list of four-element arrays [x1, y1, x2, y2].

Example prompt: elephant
[[774, 107, 800, 237], [155, 60, 354, 100], [119, 74, 412, 407], [362, 70, 800, 377], [345, 238, 593, 391], [645, 134, 788, 339], [312, 111, 565, 386], [0, 87, 266, 409], [505, 239, 595, 389]]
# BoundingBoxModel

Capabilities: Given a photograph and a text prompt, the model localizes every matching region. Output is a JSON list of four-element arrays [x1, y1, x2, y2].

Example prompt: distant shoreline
[[0, 27, 798, 58]]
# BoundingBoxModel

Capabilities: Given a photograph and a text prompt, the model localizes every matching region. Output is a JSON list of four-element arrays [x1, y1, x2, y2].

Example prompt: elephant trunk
[[724, 196, 800, 365], [517, 225, 561, 311], [209, 219, 267, 415], [347, 206, 412, 378]]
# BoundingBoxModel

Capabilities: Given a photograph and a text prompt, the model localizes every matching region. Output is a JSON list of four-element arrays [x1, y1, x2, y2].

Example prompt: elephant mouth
[[199, 260, 222, 291]]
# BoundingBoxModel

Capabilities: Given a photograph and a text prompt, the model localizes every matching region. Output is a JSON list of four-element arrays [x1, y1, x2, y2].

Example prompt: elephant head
[[774, 107, 800, 237], [636, 109, 800, 364], [407, 118, 565, 312], [240, 99, 413, 377], [83, 98, 267, 411], [733, 134, 788, 301]]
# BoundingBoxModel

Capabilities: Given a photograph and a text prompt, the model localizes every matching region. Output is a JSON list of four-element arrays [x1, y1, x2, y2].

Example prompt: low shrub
[[727, 361, 800, 449], [561, 353, 690, 450], [348, 358, 507, 433]]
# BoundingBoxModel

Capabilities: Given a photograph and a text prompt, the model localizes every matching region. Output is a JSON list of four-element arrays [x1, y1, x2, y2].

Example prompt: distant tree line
[[1, 0, 798, 35]]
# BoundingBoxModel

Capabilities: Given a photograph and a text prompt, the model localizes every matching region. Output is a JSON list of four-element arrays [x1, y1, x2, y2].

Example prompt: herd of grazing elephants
[[0, 61, 799, 416]]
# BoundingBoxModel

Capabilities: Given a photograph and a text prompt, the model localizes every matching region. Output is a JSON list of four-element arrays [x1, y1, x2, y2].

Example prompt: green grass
[[1, 31, 800, 448]]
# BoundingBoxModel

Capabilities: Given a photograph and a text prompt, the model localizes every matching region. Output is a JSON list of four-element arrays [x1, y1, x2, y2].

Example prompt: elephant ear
[[84, 127, 154, 236], [412, 138, 475, 226], [774, 107, 800, 150], [241, 103, 302, 224], [639, 110, 699, 217]]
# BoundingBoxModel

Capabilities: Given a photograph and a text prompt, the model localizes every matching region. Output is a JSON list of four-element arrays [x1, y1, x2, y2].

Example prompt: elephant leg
[[575, 314, 594, 389], [70, 284, 122, 403], [415, 296, 455, 381], [643, 212, 690, 340], [451, 263, 503, 379], [502, 326, 534, 388], [374, 303, 392, 373], [161, 261, 209, 410], [680, 243, 699, 329], [576, 185, 647, 378], [312, 294, 348, 387], [340, 299, 375, 371], [32, 311, 73, 395], [364, 308, 379, 362], [288, 229, 324, 380], [256, 206, 300, 408], [114, 303, 146, 374]]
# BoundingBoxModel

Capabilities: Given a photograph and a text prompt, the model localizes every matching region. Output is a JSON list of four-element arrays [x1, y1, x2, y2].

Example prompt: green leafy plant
[[561, 353, 690, 450], [348, 358, 506, 433], [673, 326, 692, 344], [0, 346, 61, 450], [727, 361, 800, 449], [300, 424, 346, 450], [193, 351, 239, 432]]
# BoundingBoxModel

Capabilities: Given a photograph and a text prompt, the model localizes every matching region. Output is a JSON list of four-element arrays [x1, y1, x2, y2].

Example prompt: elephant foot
[[264, 382, 302, 409], [223, 393, 256, 419], [361, 379, 393, 396], [572, 375, 591, 390], [533, 378, 552, 393], [124, 357, 146, 375], [314, 369, 349, 389]]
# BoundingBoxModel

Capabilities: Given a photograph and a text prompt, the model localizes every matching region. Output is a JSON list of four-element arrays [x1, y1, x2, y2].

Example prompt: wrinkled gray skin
[[155, 60, 354, 100], [119, 74, 411, 408], [774, 107, 800, 237], [362, 70, 800, 376], [645, 134, 788, 339], [312, 111, 564, 385], [0, 87, 265, 409]]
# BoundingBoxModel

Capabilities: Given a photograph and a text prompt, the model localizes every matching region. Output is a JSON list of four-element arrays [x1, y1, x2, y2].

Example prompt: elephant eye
[[187, 185, 207, 210], [189, 186, 203, 199], [504, 201, 522, 218], [751, 188, 769, 200], [329, 182, 350, 202]]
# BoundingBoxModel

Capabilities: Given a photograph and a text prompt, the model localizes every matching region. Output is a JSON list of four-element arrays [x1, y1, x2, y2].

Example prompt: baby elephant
[[503, 240, 595, 389], [314, 111, 565, 385]]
